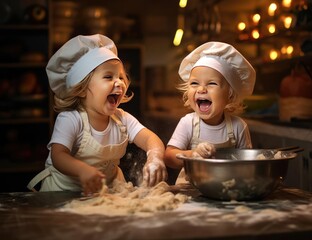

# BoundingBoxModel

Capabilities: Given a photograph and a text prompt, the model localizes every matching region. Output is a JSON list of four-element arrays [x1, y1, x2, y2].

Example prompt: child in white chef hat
[[164, 42, 256, 184], [27, 34, 167, 195]]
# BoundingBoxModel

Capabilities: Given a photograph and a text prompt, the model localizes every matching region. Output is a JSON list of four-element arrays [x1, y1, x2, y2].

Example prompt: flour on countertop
[[61, 180, 190, 216], [60, 181, 312, 231]]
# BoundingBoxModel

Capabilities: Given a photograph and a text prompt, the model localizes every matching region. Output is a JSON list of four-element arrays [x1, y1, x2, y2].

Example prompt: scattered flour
[[62, 180, 190, 216], [59, 180, 312, 231]]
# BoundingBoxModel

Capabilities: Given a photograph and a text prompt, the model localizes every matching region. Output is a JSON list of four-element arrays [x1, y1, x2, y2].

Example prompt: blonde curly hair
[[177, 80, 246, 116]]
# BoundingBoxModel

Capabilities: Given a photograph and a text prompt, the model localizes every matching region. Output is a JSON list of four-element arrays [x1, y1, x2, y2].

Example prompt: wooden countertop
[[1, 186, 312, 240]]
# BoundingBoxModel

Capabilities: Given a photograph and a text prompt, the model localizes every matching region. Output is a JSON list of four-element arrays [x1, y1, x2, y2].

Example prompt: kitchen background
[[0, 0, 311, 191]]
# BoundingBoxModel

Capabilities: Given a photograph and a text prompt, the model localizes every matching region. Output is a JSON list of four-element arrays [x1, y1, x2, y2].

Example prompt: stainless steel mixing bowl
[[177, 149, 297, 201]]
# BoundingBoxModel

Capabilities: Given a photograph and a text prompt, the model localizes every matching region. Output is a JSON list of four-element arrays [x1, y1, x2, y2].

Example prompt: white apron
[[175, 113, 236, 184], [27, 111, 129, 192]]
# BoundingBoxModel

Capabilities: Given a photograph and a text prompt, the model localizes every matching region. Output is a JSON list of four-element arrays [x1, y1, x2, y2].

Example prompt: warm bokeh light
[[64, 10, 73, 18], [283, 16, 293, 28], [179, 0, 188, 8], [237, 22, 246, 31], [282, 0, 292, 8], [269, 49, 279, 60], [281, 45, 294, 56], [268, 3, 277, 16], [186, 43, 196, 52], [252, 13, 261, 24], [173, 29, 184, 46], [252, 29, 260, 39], [286, 45, 294, 55], [267, 23, 276, 33], [93, 9, 104, 18]]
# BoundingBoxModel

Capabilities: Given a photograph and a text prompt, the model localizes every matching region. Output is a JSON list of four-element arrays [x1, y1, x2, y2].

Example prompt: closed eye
[[104, 75, 113, 79], [190, 81, 199, 86], [119, 75, 126, 82], [208, 81, 218, 86]]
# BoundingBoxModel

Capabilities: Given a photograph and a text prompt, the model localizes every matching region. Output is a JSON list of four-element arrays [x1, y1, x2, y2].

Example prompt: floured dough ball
[[63, 180, 189, 216], [222, 179, 236, 189], [274, 151, 282, 159], [256, 153, 266, 160], [234, 205, 251, 213]]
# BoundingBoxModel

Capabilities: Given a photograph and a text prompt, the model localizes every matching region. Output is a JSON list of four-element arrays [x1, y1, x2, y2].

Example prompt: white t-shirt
[[45, 108, 145, 165], [167, 112, 252, 150]]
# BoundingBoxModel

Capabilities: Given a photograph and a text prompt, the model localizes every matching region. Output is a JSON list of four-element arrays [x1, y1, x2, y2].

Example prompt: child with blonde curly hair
[[164, 42, 256, 184]]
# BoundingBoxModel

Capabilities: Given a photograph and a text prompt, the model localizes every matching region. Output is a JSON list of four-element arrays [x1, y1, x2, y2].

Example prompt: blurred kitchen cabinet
[[118, 44, 145, 120], [250, 130, 312, 192], [0, 0, 53, 191], [284, 139, 312, 191]]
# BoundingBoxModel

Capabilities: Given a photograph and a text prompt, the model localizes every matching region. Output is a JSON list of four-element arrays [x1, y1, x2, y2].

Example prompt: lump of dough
[[63, 180, 189, 216]]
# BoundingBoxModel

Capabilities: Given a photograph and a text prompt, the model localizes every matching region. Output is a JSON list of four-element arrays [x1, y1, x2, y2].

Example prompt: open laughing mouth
[[107, 94, 120, 105], [196, 99, 211, 112]]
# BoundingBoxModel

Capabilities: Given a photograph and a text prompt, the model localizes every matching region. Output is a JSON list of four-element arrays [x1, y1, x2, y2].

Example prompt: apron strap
[[80, 111, 91, 133], [27, 167, 51, 192], [110, 114, 128, 140], [190, 114, 200, 149], [80, 111, 128, 140], [191, 113, 236, 148], [224, 113, 236, 146], [193, 113, 200, 139]]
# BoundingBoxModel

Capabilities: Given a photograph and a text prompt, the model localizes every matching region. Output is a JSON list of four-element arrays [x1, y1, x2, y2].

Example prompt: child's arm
[[133, 128, 167, 187], [164, 146, 193, 169], [51, 143, 105, 196], [165, 143, 215, 169]]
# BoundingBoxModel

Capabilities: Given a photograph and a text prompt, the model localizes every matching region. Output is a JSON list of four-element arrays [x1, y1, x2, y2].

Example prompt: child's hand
[[78, 165, 105, 196], [192, 142, 216, 158], [143, 150, 168, 187]]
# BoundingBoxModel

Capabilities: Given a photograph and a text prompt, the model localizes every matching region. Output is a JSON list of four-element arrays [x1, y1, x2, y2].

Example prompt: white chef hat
[[179, 42, 256, 98], [46, 34, 120, 99]]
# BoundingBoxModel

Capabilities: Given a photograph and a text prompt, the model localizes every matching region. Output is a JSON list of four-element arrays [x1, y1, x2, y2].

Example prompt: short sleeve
[[167, 114, 193, 150], [115, 108, 145, 143], [231, 116, 252, 149], [48, 111, 83, 151]]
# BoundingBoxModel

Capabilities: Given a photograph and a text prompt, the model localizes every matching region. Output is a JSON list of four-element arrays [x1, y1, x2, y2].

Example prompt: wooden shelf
[[252, 52, 312, 68], [237, 24, 312, 44], [0, 0, 53, 183], [0, 117, 50, 125], [0, 24, 49, 30], [0, 160, 45, 173], [0, 62, 47, 68]]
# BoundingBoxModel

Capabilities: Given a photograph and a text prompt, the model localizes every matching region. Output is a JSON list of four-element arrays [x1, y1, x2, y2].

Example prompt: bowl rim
[[176, 149, 297, 163]]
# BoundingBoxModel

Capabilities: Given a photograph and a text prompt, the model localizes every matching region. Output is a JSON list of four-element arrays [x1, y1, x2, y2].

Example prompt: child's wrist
[[146, 148, 164, 161]]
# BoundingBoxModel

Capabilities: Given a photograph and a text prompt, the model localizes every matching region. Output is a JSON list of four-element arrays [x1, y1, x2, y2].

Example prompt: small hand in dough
[[79, 166, 105, 196], [192, 142, 216, 158], [143, 151, 167, 187]]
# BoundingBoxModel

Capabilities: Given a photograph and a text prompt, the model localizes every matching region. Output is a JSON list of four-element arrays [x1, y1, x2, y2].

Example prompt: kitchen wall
[[52, 0, 312, 191], [63, 0, 312, 140]]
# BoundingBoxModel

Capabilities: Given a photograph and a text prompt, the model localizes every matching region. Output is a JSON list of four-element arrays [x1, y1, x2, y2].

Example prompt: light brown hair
[[53, 65, 133, 113]]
